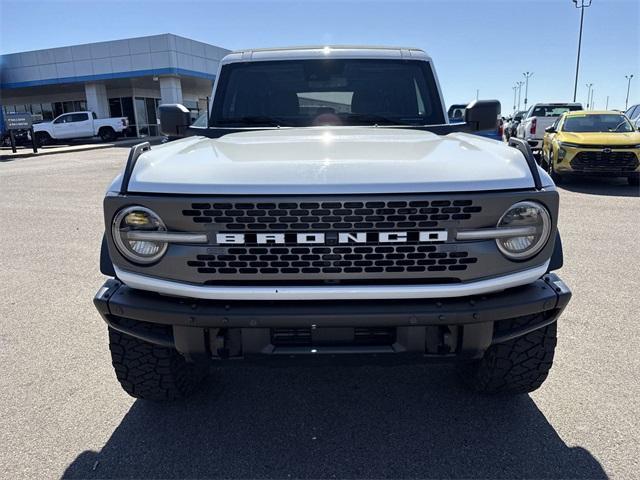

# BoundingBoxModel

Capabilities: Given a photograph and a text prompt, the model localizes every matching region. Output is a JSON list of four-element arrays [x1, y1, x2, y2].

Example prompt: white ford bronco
[[94, 46, 571, 401]]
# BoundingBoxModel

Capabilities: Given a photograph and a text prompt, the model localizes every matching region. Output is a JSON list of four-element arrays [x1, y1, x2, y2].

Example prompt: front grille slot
[[570, 151, 639, 172], [183, 199, 481, 230], [187, 245, 477, 277]]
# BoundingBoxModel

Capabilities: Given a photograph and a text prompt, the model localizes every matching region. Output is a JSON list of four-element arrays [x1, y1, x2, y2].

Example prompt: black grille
[[187, 245, 477, 276], [271, 327, 396, 347], [570, 151, 639, 172], [182, 199, 482, 230]]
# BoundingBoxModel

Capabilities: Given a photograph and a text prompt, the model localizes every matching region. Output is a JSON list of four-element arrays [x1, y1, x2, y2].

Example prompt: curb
[[1, 137, 165, 160]]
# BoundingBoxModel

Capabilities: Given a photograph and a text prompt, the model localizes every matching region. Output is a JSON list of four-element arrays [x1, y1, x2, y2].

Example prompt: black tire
[[99, 127, 116, 142], [458, 315, 557, 395], [35, 131, 52, 147], [546, 148, 564, 184], [108, 319, 208, 401], [628, 176, 639, 186]]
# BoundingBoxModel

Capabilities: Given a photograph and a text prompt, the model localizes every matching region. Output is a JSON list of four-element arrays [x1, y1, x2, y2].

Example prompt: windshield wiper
[[612, 121, 629, 132], [218, 116, 290, 127], [344, 113, 409, 126]]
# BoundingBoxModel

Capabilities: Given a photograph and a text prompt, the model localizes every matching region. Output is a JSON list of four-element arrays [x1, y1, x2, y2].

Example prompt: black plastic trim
[[99, 234, 115, 276], [119, 142, 151, 194], [548, 231, 564, 272], [508, 137, 543, 190]]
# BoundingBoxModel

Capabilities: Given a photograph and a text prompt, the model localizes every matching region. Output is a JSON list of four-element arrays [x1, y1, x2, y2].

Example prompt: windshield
[[211, 59, 445, 127], [562, 114, 634, 133], [532, 105, 582, 117]]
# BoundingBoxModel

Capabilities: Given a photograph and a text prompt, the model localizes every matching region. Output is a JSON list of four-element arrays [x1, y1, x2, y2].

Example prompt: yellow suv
[[542, 110, 640, 185]]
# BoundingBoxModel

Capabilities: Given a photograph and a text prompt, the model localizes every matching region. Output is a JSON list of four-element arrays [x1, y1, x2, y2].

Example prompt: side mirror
[[545, 126, 556, 133], [464, 100, 501, 131], [159, 104, 191, 137]]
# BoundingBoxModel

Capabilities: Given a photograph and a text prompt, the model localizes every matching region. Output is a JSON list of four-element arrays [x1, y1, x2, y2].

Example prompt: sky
[[1, 0, 638, 113]]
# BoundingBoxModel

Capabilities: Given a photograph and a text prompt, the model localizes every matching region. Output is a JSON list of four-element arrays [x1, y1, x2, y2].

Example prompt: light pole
[[523, 72, 534, 109], [512, 85, 518, 112], [585, 83, 593, 109], [516, 81, 524, 111], [605, 95, 609, 110], [590, 89, 594, 110], [572, 0, 593, 102], [625, 75, 634, 110]]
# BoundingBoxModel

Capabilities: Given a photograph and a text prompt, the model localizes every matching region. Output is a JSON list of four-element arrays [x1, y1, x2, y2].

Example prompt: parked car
[[32, 111, 128, 145], [542, 110, 640, 185], [625, 104, 640, 129], [94, 45, 570, 401], [504, 110, 527, 141], [516, 103, 583, 152]]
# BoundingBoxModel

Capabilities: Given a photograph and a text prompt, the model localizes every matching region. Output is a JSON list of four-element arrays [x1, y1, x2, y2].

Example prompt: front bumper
[[94, 274, 571, 362]]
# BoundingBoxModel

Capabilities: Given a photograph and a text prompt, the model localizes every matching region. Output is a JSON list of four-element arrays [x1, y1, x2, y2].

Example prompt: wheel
[[99, 127, 116, 142], [108, 318, 208, 401], [458, 315, 557, 394], [35, 132, 52, 147], [628, 176, 639, 186], [546, 148, 564, 184]]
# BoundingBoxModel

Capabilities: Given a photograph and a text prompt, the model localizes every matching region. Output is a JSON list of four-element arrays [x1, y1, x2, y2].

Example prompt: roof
[[564, 110, 626, 116], [1, 34, 230, 89], [221, 45, 430, 64]]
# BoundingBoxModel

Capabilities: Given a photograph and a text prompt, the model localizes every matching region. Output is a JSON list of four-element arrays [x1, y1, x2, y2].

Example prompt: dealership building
[[0, 34, 229, 137]]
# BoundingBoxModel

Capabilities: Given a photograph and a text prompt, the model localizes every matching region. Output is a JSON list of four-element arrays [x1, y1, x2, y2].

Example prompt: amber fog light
[[496, 201, 551, 260], [112, 206, 168, 264]]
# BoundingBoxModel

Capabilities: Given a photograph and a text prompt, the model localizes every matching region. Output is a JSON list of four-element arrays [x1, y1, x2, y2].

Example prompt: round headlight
[[496, 201, 551, 260], [112, 206, 168, 264]]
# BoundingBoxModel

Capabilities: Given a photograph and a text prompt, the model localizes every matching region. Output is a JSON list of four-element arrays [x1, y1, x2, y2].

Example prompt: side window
[[92, 112, 97, 120], [554, 117, 563, 131], [629, 106, 639, 120], [70, 113, 89, 122], [53, 114, 68, 124]]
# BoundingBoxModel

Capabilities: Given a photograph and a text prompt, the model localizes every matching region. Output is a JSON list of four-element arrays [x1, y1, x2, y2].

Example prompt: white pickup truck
[[33, 111, 128, 145], [516, 103, 582, 152]]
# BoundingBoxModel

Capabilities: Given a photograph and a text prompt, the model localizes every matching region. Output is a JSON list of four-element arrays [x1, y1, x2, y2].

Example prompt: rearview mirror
[[159, 104, 191, 137], [464, 100, 501, 131], [545, 126, 556, 133]]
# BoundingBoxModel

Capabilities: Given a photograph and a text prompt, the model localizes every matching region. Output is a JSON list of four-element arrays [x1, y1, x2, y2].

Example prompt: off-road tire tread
[[108, 319, 207, 401], [460, 315, 557, 395]]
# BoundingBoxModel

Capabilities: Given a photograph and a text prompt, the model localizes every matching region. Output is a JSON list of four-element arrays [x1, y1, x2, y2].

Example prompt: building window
[[134, 96, 160, 137]]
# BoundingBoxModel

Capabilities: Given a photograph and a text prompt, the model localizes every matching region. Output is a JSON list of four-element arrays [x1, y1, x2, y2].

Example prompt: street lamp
[[523, 72, 534, 109], [625, 75, 634, 110], [585, 83, 593, 109], [512, 85, 518, 112], [516, 81, 525, 111], [590, 88, 595, 110], [572, 0, 593, 102]]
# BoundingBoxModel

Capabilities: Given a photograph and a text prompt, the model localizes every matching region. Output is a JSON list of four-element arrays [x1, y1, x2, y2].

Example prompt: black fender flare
[[548, 230, 564, 272], [100, 234, 116, 277]]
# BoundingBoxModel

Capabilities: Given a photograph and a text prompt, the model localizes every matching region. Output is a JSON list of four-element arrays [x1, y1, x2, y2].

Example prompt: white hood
[[122, 127, 543, 195]]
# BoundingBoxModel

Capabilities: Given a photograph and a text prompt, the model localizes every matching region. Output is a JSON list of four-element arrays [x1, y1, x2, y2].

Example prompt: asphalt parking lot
[[1, 147, 639, 479]]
